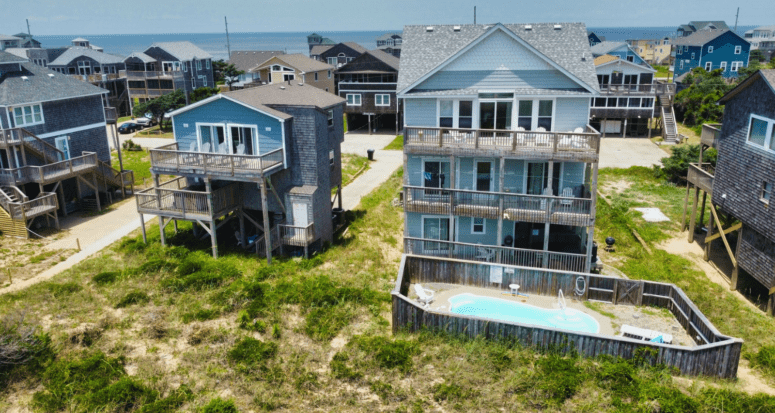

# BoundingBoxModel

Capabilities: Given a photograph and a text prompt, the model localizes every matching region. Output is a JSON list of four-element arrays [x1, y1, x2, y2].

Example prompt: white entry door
[[293, 202, 308, 227], [55, 136, 71, 161]]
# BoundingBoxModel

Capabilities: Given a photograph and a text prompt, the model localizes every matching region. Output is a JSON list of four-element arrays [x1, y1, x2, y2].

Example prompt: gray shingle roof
[[674, 29, 735, 46], [341, 42, 368, 54], [229, 50, 284, 72], [256, 54, 334, 73], [0, 34, 22, 41], [689, 21, 729, 31], [49, 47, 125, 66], [719, 69, 775, 104], [589, 41, 628, 56], [146, 41, 212, 61], [366, 49, 399, 71], [0, 50, 27, 63], [397, 23, 598, 94], [404, 87, 589, 97], [377, 33, 402, 41], [71, 37, 89, 42], [225, 82, 344, 111], [753, 25, 775, 32], [125, 52, 156, 63], [309, 45, 332, 56], [0, 62, 106, 106]]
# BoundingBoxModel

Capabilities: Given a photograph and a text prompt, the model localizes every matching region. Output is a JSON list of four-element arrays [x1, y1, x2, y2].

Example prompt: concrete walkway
[[599, 138, 668, 169], [340, 133, 403, 210], [1, 132, 404, 295]]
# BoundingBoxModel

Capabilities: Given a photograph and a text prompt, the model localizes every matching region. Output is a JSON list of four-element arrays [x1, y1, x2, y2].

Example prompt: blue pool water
[[448, 293, 600, 334]]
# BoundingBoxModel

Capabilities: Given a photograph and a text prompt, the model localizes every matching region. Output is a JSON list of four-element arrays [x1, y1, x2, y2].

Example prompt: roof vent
[[554, 24, 562, 30], [524, 25, 532, 31], [426, 26, 434, 32], [453, 26, 461, 32], [21, 76, 29, 81], [280, 85, 286, 90], [48, 73, 55, 78]]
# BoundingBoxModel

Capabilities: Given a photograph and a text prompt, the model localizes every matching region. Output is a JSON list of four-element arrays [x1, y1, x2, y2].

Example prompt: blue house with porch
[[673, 30, 750, 81], [590, 41, 648, 66], [398, 23, 602, 273], [135, 83, 346, 261]]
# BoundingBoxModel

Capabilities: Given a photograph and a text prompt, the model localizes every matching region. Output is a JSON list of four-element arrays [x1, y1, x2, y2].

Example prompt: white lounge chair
[[560, 187, 574, 206], [236, 144, 245, 155], [202, 142, 211, 153], [475, 246, 496, 262], [621, 324, 673, 344], [189, 142, 197, 152], [414, 284, 435, 306], [573, 127, 585, 133]]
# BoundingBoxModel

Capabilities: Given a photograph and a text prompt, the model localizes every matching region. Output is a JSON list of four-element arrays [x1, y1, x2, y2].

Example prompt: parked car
[[134, 117, 152, 128], [118, 122, 140, 134]]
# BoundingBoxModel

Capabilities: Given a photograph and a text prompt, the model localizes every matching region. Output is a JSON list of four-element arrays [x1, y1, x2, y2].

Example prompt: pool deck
[[410, 283, 696, 346]]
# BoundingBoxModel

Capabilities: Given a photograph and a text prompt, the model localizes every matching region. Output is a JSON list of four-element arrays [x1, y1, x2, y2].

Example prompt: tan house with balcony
[[250, 54, 335, 93]]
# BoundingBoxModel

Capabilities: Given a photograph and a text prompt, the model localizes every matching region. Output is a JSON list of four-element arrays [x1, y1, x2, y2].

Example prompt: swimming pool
[[448, 293, 600, 334]]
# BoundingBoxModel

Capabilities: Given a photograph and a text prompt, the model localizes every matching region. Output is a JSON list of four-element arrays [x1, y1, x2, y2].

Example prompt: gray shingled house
[[335, 49, 400, 133], [122, 41, 214, 104], [135, 82, 345, 261], [0, 51, 133, 237], [684, 70, 775, 315]]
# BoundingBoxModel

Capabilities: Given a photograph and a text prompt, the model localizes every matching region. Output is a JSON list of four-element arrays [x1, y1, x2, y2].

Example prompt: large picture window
[[375, 94, 390, 106], [746, 114, 775, 152], [346, 94, 361, 106], [13, 104, 43, 127]]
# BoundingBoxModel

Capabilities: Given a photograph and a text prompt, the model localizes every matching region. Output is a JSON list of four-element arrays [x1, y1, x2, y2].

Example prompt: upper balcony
[[404, 186, 594, 227], [68, 73, 122, 83], [403, 125, 600, 163], [0, 152, 98, 186], [687, 163, 714, 194], [119, 70, 184, 80], [136, 178, 240, 221], [149, 142, 285, 182], [598, 82, 676, 96], [701, 123, 721, 148]]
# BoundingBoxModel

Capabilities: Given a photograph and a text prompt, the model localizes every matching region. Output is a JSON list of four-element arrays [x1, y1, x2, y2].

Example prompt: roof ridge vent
[[453, 26, 461, 32], [554, 24, 562, 30], [426, 26, 434, 32], [524, 25, 532, 31]]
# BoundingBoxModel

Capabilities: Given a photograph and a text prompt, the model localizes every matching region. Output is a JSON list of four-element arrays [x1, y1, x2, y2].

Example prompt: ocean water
[[34, 26, 757, 61]]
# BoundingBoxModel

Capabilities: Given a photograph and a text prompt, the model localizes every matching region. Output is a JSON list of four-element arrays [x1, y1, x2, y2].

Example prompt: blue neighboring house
[[590, 41, 648, 66], [397, 23, 602, 273], [136, 83, 346, 261], [588, 32, 603, 47], [673, 29, 750, 81], [0, 50, 130, 237], [677, 21, 729, 37]]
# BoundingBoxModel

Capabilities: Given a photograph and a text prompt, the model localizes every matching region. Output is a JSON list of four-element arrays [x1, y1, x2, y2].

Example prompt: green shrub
[[330, 352, 362, 381], [653, 144, 717, 182], [596, 358, 640, 400], [138, 385, 193, 413], [134, 258, 177, 275], [432, 382, 476, 402], [236, 310, 266, 332], [271, 323, 281, 339], [352, 335, 418, 373], [46, 281, 82, 297], [201, 397, 238, 413], [227, 337, 277, 373], [92, 271, 120, 285], [32, 352, 157, 412], [115, 291, 151, 308], [161, 255, 240, 292], [697, 387, 775, 413], [745, 345, 775, 376], [304, 305, 352, 341], [0, 313, 54, 388], [534, 354, 585, 405], [181, 308, 221, 323], [293, 371, 318, 391]]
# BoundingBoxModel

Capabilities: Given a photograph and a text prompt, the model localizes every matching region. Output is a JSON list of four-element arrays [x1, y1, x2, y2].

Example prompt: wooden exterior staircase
[[659, 93, 679, 144], [0, 185, 59, 238]]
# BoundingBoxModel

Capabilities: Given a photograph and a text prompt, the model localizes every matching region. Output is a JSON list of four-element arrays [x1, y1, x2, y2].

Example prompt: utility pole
[[225, 16, 231, 60], [734, 7, 739, 32], [474, 6, 477, 24], [26, 19, 31, 36]]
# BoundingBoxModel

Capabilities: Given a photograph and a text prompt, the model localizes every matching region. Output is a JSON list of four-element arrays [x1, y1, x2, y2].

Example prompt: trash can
[[367, 149, 375, 161]]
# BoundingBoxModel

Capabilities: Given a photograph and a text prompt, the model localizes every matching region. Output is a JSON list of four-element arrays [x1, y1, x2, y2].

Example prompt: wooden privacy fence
[[392, 255, 742, 378]]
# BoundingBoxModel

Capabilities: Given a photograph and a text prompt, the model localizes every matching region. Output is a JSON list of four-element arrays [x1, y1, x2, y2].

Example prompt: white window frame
[[328, 70, 331, 79], [283, 73, 295, 82], [708, 46, 714, 53], [720, 61, 727, 71], [691, 52, 695, 59], [226, 123, 259, 155], [196, 123, 228, 153], [327, 110, 334, 126], [731, 61, 743, 72], [327, 57, 336, 65], [680, 60, 684, 69], [346, 94, 362, 106], [12, 104, 44, 127], [183, 62, 187, 72], [196, 59, 201, 70], [471, 217, 486, 234], [473, 159, 493, 192], [745, 114, 775, 153], [421, 215, 452, 250], [762, 182, 772, 204], [375, 94, 390, 106], [206, 59, 210, 69], [734, 45, 742, 54], [705, 62, 712, 71], [514, 98, 556, 131]]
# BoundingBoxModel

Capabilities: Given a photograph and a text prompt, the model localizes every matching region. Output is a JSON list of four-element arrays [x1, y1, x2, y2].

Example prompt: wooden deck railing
[[104, 107, 118, 124], [0, 152, 98, 185], [135, 179, 240, 221], [68, 73, 121, 83], [701, 123, 721, 148], [687, 163, 715, 193], [392, 255, 743, 378], [403, 237, 588, 273], [149, 142, 285, 177], [0, 191, 58, 221], [403, 125, 600, 161], [120, 70, 184, 80], [598, 82, 676, 95], [280, 223, 315, 246], [0, 128, 64, 164], [404, 186, 593, 226]]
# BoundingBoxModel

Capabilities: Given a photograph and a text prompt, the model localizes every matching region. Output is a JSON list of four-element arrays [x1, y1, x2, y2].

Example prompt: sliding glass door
[[479, 101, 512, 130], [198, 124, 227, 153], [423, 217, 451, 252]]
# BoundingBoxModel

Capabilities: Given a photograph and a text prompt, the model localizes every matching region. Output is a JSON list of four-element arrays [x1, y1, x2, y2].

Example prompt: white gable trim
[[398, 24, 597, 96], [595, 58, 657, 73], [167, 94, 288, 122]]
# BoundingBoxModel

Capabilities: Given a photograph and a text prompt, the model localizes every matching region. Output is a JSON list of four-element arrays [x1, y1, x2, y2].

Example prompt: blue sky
[[4, 0, 772, 35]]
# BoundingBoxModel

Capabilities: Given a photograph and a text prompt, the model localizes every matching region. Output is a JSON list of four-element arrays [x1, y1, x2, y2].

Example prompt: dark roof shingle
[[225, 82, 344, 111], [229, 50, 285, 72], [0, 62, 106, 106]]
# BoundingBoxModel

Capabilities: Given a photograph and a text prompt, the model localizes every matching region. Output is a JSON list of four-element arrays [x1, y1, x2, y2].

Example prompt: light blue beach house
[[397, 23, 602, 273]]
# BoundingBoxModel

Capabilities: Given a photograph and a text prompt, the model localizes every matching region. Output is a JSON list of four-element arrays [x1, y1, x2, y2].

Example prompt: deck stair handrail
[[280, 223, 315, 246], [661, 105, 678, 143], [149, 141, 285, 176], [135, 179, 240, 220], [403, 237, 588, 273], [256, 223, 283, 257], [0, 128, 65, 164], [0, 187, 58, 222], [403, 125, 600, 158], [96, 159, 134, 188], [0, 152, 98, 186]]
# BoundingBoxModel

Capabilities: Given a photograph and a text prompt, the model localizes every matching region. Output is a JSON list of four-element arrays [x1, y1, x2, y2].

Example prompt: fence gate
[[616, 280, 643, 306]]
